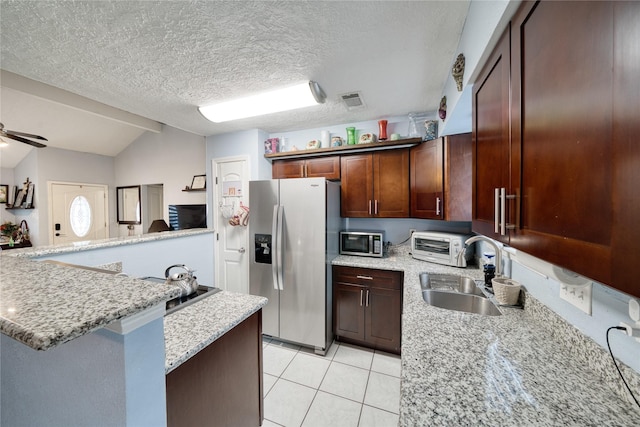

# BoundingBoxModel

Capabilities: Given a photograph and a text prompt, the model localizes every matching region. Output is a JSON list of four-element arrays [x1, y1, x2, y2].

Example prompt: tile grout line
[[263, 340, 401, 425]]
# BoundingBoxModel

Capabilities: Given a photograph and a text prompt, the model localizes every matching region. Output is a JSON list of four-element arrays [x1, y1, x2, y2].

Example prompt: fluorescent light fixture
[[199, 81, 326, 123]]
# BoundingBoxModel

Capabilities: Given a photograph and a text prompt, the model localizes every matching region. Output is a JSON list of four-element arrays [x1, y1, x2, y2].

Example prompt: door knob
[[238, 247, 246, 254]]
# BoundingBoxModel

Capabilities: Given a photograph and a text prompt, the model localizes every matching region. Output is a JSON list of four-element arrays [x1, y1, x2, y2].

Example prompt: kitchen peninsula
[[0, 230, 267, 427]]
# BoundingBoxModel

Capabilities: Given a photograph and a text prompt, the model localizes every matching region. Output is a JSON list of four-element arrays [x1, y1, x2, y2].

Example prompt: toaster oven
[[411, 231, 473, 267]]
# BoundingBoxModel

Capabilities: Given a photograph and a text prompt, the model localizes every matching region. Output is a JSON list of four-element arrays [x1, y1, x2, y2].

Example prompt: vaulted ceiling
[[0, 1, 470, 168]]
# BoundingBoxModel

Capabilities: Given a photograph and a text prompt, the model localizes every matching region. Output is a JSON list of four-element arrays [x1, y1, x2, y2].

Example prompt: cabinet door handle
[[300, 164, 304, 177], [360, 289, 364, 306], [356, 275, 373, 280], [494, 188, 500, 234], [366, 290, 370, 307], [368, 200, 372, 215], [436, 197, 441, 216], [305, 164, 308, 177], [500, 187, 506, 236], [374, 200, 379, 215]]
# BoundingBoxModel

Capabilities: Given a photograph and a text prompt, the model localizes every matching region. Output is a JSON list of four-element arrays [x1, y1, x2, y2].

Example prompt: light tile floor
[[262, 337, 401, 427]]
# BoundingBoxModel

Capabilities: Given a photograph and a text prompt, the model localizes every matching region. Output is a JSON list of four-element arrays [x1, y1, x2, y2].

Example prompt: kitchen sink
[[419, 273, 485, 297], [419, 273, 502, 316], [421, 290, 502, 316]]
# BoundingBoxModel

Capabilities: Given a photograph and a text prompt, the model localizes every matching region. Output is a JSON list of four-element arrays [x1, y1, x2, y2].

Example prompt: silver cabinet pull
[[374, 200, 378, 215], [500, 188, 506, 236], [356, 275, 373, 280], [495, 187, 517, 236], [360, 289, 364, 306], [436, 197, 441, 216], [494, 188, 500, 234], [366, 289, 370, 307], [368, 200, 372, 215]]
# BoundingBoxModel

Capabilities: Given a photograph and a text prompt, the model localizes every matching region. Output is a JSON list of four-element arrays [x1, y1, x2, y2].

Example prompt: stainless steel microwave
[[339, 230, 385, 258]]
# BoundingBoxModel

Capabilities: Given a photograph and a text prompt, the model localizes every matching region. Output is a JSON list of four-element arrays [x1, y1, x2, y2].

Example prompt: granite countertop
[[3, 228, 212, 258], [163, 290, 268, 374], [0, 256, 181, 351], [332, 253, 640, 426]]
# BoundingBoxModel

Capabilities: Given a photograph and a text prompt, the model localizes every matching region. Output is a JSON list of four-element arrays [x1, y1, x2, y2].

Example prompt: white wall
[[1, 318, 166, 427], [440, 0, 521, 136], [1, 124, 206, 245], [5, 147, 115, 246], [206, 129, 270, 181], [115, 125, 207, 235], [37, 232, 215, 286], [0, 167, 17, 225], [37, 147, 116, 245], [270, 115, 417, 150], [12, 149, 41, 245]]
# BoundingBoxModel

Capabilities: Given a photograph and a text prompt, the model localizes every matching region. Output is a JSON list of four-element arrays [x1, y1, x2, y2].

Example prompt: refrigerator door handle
[[271, 205, 280, 291], [275, 205, 285, 291]]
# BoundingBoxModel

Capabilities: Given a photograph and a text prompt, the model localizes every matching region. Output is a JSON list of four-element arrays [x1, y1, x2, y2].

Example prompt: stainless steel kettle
[[164, 264, 199, 297]]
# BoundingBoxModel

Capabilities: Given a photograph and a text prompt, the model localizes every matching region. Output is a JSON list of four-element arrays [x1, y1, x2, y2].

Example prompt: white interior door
[[213, 157, 249, 293], [49, 182, 108, 245]]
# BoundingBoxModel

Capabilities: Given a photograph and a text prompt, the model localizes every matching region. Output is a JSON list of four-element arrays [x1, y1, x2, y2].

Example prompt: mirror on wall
[[143, 184, 164, 233], [116, 185, 141, 224]]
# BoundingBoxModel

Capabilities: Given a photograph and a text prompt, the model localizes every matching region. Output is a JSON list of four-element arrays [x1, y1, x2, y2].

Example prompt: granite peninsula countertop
[[332, 253, 640, 426], [0, 255, 181, 350], [163, 290, 267, 374], [4, 228, 212, 258]]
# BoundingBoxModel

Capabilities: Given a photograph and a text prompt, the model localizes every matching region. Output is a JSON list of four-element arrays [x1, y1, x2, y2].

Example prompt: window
[[70, 196, 92, 237]]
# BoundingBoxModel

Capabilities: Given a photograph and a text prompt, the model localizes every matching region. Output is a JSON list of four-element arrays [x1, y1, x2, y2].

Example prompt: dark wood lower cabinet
[[166, 310, 263, 427], [333, 266, 402, 354]]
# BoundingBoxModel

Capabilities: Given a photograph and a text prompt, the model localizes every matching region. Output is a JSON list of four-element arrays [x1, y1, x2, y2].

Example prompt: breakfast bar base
[[165, 310, 263, 427]]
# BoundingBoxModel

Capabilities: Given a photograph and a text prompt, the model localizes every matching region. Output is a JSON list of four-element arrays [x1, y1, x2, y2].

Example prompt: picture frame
[[25, 183, 35, 208], [13, 189, 25, 208], [191, 174, 206, 190], [0, 185, 7, 204]]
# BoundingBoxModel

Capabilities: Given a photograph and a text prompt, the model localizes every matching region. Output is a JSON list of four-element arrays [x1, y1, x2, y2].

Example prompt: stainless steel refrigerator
[[249, 177, 341, 355]]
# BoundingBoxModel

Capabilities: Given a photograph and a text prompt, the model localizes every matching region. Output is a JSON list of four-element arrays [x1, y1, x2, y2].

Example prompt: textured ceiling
[[0, 0, 469, 167]]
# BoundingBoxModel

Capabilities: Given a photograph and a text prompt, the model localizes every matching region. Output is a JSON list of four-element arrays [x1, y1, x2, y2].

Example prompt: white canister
[[320, 130, 330, 148]]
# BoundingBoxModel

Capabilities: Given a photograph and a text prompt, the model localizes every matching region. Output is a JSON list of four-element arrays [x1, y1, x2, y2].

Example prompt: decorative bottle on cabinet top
[[346, 127, 356, 145], [378, 120, 388, 141]]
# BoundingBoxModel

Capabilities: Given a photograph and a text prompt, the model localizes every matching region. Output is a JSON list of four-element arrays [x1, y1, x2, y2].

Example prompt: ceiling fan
[[0, 122, 47, 148]]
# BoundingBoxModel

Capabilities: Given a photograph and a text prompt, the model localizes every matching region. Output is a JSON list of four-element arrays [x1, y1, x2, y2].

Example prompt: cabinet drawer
[[332, 265, 402, 290]]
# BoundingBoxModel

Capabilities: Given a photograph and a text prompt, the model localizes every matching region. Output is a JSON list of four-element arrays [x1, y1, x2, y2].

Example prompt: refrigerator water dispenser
[[255, 234, 272, 264]]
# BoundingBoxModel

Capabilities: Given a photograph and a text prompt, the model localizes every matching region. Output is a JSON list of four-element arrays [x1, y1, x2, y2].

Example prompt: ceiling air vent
[[340, 92, 365, 110]]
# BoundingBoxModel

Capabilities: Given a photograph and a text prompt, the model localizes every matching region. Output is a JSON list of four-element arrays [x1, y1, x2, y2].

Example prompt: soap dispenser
[[483, 252, 496, 287]]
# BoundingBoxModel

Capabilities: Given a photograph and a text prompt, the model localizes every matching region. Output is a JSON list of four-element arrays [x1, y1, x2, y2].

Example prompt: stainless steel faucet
[[457, 235, 502, 276]]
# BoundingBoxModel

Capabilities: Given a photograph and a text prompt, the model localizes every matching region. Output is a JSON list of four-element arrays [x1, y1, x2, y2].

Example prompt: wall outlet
[[560, 282, 592, 315]]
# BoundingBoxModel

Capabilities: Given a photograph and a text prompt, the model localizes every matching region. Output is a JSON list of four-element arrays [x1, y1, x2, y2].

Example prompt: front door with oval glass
[[49, 182, 108, 245]]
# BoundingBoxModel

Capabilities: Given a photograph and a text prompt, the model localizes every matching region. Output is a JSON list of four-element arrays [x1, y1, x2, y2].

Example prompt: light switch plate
[[560, 282, 592, 315]]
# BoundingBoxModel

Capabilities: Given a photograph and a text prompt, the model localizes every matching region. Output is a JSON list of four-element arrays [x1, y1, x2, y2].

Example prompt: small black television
[[168, 204, 207, 230]]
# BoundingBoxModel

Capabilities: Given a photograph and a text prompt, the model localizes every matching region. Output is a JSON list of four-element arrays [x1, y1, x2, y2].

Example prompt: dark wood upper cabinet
[[410, 138, 443, 219], [611, 1, 640, 295], [472, 0, 640, 297], [341, 150, 409, 218], [510, 0, 614, 286], [411, 134, 472, 221], [340, 154, 374, 217], [272, 156, 340, 180], [472, 25, 511, 244]]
